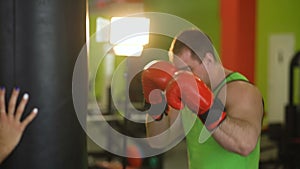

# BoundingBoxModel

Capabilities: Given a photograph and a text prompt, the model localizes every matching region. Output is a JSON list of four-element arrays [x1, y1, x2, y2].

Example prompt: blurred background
[[87, 0, 300, 169], [0, 0, 300, 169]]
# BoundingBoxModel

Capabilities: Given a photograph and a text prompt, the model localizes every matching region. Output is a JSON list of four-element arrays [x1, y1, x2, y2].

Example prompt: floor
[[163, 140, 188, 169], [87, 132, 285, 169], [86, 112, 286, 169]]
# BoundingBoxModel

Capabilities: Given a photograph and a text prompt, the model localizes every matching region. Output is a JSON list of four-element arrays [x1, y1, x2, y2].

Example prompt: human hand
[[0, 87, 38, 163]]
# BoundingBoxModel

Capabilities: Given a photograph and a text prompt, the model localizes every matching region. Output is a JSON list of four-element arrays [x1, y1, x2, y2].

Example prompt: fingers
[[20, 108, 38, 130], [0, 86, 38, 131], [0, 86, 6, 114], [8, 87, 20, 116], [15, 93, 30, 121]]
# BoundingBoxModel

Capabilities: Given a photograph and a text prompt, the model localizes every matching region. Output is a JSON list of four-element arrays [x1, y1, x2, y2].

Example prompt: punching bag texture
[[0, 0, 88, 169]]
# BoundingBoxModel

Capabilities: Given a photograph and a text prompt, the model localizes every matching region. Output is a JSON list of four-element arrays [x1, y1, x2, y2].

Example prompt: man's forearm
[[213, 116, 261, 156], [146, 110, 184, 148]]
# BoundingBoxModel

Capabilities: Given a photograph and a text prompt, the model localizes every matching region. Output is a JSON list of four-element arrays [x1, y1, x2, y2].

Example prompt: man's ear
[[203, 52, 215, 66]]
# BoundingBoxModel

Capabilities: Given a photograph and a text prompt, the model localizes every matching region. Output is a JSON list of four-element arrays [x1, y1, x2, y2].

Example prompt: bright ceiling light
[[110, 17, 150, 56]]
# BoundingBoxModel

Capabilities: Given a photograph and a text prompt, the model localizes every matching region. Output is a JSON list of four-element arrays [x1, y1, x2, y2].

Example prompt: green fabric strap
[[213, 72, 249, 96]]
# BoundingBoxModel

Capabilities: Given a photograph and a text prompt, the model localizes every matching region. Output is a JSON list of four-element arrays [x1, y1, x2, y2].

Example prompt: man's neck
[[210, 66, 232, 91]]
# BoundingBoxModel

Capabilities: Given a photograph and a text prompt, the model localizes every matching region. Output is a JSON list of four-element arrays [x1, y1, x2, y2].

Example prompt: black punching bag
[[0, 0, 88, 169]]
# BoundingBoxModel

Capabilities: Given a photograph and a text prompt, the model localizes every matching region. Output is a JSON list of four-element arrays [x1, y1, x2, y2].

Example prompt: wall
[[143, 0, 300, 124], [143, 0, 221, 52], [88, 0, 300, 124], [220, 0, 256, 83], [88, 2, 144, 109], [87, 0, 221, 109], [256, 0, 300, 123]]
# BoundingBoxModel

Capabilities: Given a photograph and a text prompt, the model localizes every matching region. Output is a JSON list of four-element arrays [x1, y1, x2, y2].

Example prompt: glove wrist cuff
[[198, 98, 227, 131]]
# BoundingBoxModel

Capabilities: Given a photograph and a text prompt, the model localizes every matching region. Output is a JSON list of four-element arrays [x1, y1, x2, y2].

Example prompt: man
[[142, 29, 264, 169], [0, 87, 38, 163]]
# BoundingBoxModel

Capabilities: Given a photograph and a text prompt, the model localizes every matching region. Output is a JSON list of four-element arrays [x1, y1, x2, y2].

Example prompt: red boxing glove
[[141, 60, 177, 120], [166, 71, 226, 130]]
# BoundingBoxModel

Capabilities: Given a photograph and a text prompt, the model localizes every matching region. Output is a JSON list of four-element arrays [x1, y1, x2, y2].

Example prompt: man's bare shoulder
[[226, 80, 261, 97], [225, 81, 263, 113]]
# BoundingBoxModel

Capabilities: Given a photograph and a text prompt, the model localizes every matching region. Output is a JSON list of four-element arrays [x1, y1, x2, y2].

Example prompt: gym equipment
[[284, 51, 300, 169], [0, 0, 87, 168], [285, 51, 300, 138]]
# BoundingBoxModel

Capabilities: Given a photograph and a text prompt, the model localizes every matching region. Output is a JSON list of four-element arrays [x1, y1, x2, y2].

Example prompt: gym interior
[[0, 0, 300, 169]]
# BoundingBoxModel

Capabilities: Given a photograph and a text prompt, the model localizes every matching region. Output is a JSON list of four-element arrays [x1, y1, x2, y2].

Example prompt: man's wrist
[[149, 111, 167, 121], [198, 98, 227, 131]]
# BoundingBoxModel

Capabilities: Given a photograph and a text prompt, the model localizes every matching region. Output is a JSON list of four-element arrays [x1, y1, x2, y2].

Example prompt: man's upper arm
[[226, 82, 264, 133]]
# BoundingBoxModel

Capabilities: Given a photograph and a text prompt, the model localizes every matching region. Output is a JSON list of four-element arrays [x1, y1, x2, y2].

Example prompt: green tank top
[[181, 72, 260, 169]]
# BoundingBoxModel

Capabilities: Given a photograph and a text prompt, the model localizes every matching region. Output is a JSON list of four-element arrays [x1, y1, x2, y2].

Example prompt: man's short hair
[[170, 29, 218, 63]]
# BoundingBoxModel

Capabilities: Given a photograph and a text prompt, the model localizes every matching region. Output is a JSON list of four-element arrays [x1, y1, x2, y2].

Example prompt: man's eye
[[178, 66, 191, 71]]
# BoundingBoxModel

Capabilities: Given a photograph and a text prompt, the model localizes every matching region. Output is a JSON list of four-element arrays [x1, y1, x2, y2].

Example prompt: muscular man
[[143, 29, 264, 169]]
